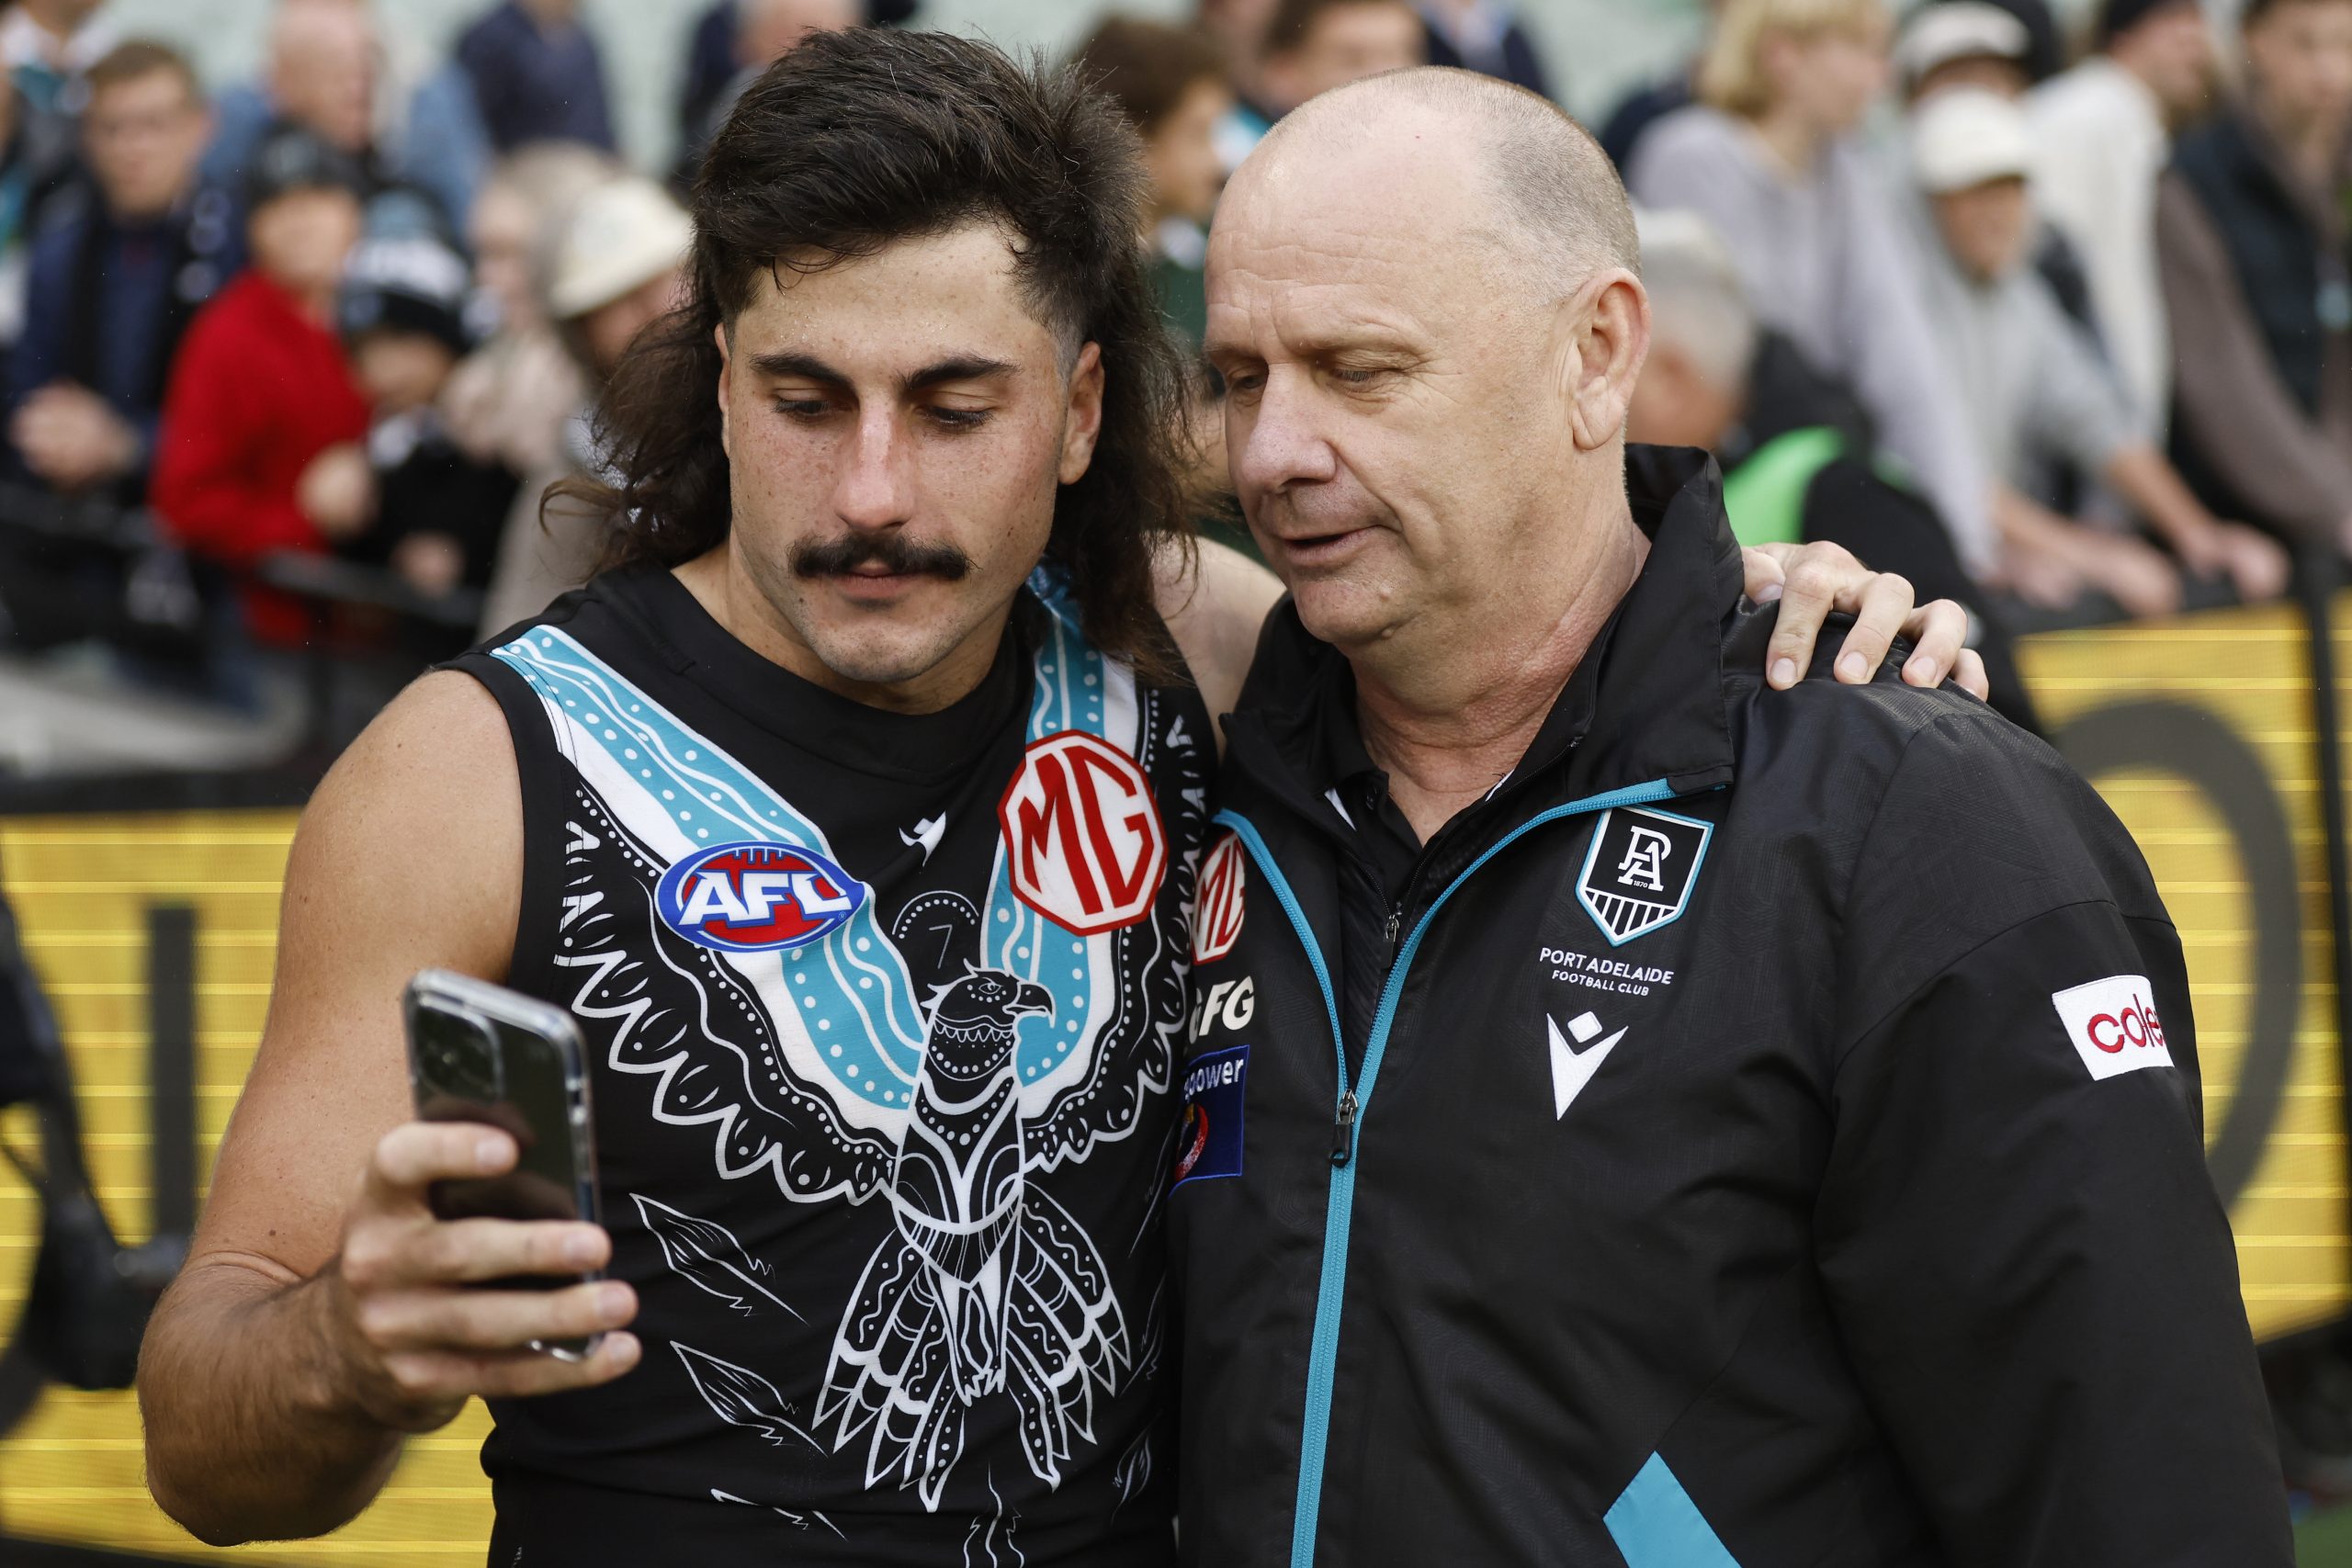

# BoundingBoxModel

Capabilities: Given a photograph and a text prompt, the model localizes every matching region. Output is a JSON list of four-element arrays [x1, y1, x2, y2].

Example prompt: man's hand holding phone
[[318, 1121, 641, 1432]]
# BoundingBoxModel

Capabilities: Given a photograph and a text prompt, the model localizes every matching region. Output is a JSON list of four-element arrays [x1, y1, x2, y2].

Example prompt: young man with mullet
[[137, 30, 1975, 1563]]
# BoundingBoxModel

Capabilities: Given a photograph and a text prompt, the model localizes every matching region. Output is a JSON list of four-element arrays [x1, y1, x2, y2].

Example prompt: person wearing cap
[[2027, 0, 2214, 442], [152, 122, 372, 649], [438, 144, 616, 481], [2160, 0, 2352, 557], [475, 172, 690, 634], [1888, 0, 2105, 337], [1894, 0, 2030, 103], [1911, 88, 2288, 621], [1629, 0, 1997, 579], [1626, 206, 2043, 727], [334, 232, 519, 607]]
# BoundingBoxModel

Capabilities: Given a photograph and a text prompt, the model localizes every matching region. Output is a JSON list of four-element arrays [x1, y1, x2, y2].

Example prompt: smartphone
[[401, 968, 603, 1360]]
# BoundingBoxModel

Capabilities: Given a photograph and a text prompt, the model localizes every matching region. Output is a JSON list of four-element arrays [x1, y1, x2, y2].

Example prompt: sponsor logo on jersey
[[2050, 974, 2175, 1081], [1190, 976, 1256, 1042], [655, 840, 865, 953], [999, 730, 1168, 936], [1545, 1010, 1625, 1120], [1173, 1043, 1250, 1187], [1577, 807, 1713, 946], [1193, 831, 1248, 964]]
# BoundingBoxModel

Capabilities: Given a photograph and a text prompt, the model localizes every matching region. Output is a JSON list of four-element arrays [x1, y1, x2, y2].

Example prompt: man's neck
[[1351, 502, 1649, 844], [675, 547, 1010, 716]]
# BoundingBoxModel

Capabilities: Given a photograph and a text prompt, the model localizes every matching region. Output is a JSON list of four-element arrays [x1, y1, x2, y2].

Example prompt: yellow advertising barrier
[[0, 811, 494, 1563], [3, 598, 2351, 1561], [2018, 601, 2352, 1340]]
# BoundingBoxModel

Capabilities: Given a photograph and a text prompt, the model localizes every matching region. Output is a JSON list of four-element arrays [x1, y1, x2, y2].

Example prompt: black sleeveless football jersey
[[446, 564, 1209, 1565]]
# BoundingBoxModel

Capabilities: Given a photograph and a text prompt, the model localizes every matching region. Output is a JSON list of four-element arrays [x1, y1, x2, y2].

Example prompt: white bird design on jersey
[[820, 968, 1129, 1509]]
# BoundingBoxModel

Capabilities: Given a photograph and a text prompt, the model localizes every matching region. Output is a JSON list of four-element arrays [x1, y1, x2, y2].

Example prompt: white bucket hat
[[542, 175, 695, 323]]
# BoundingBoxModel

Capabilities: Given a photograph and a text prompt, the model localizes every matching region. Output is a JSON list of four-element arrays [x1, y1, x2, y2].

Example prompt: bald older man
[[1171, 68, 2288, 1568]]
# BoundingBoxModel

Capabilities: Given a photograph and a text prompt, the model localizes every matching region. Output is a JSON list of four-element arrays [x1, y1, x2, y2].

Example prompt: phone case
[[401, 968, 604, 1359]]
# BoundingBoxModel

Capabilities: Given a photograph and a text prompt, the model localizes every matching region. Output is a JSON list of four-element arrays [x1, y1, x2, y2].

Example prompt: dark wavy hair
[[566, 28, 1198, 670]]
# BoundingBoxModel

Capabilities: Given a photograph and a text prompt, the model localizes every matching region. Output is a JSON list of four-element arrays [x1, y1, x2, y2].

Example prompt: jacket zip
[[1215, 775, 1684, 1568]]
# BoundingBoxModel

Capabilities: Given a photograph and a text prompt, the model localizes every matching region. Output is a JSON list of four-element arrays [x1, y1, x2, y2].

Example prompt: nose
[[1230, 368, 1339, 506], [832, 404, 916, 530]]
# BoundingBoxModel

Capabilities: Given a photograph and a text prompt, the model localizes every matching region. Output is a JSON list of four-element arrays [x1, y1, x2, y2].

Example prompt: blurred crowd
[[0, 0, 2345, 737]]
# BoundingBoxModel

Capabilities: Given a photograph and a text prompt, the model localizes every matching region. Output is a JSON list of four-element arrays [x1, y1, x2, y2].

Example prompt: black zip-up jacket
[[1170, 448, 2288, 1567]]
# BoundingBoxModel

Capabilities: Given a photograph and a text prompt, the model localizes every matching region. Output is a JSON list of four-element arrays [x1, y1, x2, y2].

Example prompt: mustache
[[790, 532, 972, 581]]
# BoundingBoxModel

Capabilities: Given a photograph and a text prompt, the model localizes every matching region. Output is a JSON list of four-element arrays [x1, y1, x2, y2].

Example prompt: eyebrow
[[748, 351, 1020, 394]]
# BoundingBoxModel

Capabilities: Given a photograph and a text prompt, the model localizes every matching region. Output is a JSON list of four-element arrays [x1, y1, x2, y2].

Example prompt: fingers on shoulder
[[1777, 549, 1860, 616]]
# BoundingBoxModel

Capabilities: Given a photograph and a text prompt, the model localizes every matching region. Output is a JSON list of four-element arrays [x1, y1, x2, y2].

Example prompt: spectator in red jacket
[[153, 123, 370, 645]]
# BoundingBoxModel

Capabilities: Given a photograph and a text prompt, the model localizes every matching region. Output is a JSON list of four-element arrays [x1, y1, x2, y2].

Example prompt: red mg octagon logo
[[999, 731, 1167, 935], [1193, 831, 1247, 963]]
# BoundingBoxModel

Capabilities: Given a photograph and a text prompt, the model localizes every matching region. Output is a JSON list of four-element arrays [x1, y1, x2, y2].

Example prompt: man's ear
[[1561, 271, 1651, 452], [1057, 341, 1106, 486], [713, 321, 733, 462]]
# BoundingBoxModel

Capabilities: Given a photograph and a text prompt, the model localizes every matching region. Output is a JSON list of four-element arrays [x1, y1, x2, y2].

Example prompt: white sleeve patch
[[2050, 975, 2176, 1081]]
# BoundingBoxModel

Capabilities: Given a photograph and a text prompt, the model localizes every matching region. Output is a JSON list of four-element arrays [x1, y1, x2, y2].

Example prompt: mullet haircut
[[572, 28, 1199, 672]]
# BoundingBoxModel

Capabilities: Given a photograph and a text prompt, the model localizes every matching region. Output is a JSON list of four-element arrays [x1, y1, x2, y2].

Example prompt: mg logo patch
[[1193, 831, 1248, 964], [999, 730, 1168, 936], [1577, 807, 1712, 946]]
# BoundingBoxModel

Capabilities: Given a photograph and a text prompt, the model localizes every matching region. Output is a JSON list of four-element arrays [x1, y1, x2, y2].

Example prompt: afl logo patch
[[1576, 806, 1713, 946], [999, 730, 1167, 936], [656, 840, 865, 953], [1193, 832, 1248, 964]]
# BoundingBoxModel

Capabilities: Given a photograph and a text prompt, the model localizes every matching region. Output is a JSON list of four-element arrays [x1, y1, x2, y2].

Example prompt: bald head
[[270, 0, 377, 154], [1243, 67, 1639, 299], [1204, 67, 1656, 671]]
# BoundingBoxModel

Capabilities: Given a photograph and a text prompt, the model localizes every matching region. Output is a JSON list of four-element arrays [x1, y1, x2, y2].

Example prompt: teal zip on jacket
[[1169, 446, 2287, 1568]]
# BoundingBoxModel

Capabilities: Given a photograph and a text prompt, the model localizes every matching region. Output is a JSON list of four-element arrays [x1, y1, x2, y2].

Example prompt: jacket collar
[[1224, 445, 1742, 827]]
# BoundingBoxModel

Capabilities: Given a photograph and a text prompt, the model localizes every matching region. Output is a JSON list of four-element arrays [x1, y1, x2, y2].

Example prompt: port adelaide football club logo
[[1577, 806, 1713, 945]]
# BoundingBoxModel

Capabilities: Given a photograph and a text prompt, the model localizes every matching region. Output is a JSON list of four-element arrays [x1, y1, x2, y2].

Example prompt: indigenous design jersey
[[447, 566, 1209, 1566]]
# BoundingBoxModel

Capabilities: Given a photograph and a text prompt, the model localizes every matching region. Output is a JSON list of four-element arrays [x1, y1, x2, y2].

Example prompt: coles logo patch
[[999, 730, 1167, 936], [1172, 1043, 1249, 1188], [1193, 832, 1248, 964], [656, 840, 865, 953], [2050, 974, 2175, 1081]]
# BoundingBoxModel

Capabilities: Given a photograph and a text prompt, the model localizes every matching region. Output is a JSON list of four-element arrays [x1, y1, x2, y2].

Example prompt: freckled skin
[[701, 222, 1105, 713]]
